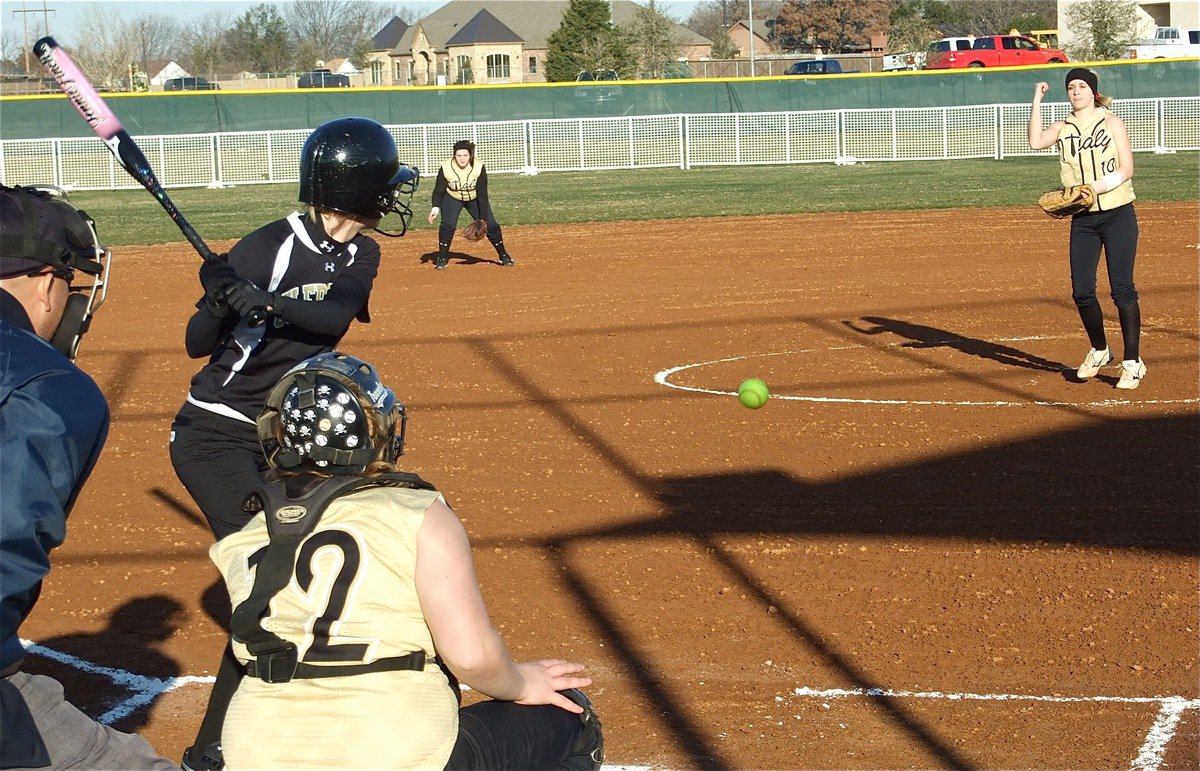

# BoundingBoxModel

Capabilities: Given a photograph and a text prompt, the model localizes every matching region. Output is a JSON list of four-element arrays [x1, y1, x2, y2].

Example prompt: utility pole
[[748, 0, 755, 76], [12, 0, 56, 74]]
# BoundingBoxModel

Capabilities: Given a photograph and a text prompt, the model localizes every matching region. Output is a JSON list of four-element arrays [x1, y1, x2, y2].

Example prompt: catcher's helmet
[[258, 351, 407, 475], [298, 117, 419, 234]]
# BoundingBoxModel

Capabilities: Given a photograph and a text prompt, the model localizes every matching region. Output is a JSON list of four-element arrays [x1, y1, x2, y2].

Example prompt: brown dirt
[[21, 204, 1199, 769]]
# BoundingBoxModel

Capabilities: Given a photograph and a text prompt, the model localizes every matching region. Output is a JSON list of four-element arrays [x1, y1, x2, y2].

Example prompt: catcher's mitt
[[1038, 184, 1095, 219], [460, 219, 487, 242]]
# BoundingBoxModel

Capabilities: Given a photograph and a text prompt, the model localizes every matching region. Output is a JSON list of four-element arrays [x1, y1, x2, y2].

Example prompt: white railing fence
[[2, 97, 1196, 191]]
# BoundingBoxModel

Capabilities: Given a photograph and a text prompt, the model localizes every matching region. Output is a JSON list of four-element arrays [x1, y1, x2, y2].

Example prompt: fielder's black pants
[[438, 196, 505, 253], [1069, 203, 1140, 361]]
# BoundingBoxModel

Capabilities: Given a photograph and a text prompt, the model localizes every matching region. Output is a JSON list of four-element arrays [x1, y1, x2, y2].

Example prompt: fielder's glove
[[199, 255, 238, 317], [224, 279, 278, 320], [1038, 184, 1095, 219], [460, 219, 487, 242]]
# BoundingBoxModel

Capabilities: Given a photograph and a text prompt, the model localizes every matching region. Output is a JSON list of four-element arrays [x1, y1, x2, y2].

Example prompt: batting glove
[[224, 279, 278, 319], [199, 256, 238, 317]]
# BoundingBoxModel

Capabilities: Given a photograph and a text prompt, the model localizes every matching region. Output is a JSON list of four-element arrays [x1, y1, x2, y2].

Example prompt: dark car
[[785, 60, 855, 75], [297, 70, 351, 88], [575, 69, 620, 103], [163, 76, 219, 91]]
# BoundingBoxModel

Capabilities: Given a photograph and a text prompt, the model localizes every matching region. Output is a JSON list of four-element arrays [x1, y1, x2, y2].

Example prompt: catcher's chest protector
[[230, 473, 437, 682]]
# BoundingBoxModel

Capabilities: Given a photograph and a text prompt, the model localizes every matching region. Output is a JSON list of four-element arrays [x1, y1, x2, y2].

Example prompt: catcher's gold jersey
[[1057, 108, 1135, 212], [441, 159, 482, 202], [211, 485, 459, 769]]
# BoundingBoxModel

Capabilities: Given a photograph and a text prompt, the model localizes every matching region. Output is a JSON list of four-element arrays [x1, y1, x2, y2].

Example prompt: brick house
[[365, 0, 712, 87]]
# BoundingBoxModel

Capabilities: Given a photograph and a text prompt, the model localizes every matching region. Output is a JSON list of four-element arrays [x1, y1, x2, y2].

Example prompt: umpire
[[0, 184, 175, 769]]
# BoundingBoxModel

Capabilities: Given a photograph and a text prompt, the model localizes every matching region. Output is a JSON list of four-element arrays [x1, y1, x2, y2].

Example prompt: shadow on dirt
[[21, 595, 185, 733], [419, 249, 504, 268], [843, 315, 1068, 374], [543, 412, 1198, 769]]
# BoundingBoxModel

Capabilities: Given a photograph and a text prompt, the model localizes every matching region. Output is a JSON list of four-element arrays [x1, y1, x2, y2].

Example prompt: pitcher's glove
[[460, 219, 487, 242], [1038, 185, 1095, 219]]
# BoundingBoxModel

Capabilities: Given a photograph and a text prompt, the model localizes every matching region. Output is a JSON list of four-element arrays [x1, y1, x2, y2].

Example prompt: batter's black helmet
[[258, 351, 407, 475], [298, 117, 419, 234]]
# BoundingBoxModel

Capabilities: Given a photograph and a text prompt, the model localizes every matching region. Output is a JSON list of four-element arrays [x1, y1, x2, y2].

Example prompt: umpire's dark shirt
[[0, 288, 109, 672]]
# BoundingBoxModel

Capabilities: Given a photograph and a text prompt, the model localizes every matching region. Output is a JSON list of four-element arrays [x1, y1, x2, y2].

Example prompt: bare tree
[[129, 14, 181, 75], [1063, 0, 1138, 61], [286, 0, 391, 69], [69, 7, 137, 90], [623, 0, 683, 78], [181, 11, 233, 80], [952, 0, 1057, 36], [685, 1, 783, 57], [1, 27, 21, 73]]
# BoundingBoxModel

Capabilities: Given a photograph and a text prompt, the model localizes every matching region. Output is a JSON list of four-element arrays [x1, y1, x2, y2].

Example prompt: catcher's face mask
[[0, 185, 111, 360]]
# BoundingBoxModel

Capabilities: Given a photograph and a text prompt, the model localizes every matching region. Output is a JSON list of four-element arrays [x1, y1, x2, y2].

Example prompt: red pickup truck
[[925, 35, 1068, 69]]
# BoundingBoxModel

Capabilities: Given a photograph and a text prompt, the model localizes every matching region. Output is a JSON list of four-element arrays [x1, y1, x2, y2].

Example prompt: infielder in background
[[169, 117, 417, 770], [210, 351, 603, 769], [1029, 68, 1144, 389], [428, 139, 515, 269], [0, 185, 175, 769]]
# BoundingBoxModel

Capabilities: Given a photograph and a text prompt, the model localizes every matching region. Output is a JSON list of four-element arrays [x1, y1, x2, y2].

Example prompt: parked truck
[[1129, 26, 1200, 59], [924, 34, 1068, 69]]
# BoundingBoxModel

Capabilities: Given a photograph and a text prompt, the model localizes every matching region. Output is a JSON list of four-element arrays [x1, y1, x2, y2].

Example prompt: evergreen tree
[[225, 4, 291, 74], [546, 0, 624, 81]]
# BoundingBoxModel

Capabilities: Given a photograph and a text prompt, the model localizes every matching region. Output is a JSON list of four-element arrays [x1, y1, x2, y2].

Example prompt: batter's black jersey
[[186, 212, 380, 423]]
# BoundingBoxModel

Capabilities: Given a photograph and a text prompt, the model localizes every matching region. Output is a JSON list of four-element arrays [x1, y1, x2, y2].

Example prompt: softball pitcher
[[1029, 68, 1144, 389], [428, 140, 515, 269]]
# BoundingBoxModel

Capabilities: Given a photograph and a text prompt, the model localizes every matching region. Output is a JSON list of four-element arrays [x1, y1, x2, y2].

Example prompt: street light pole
[[748, 0, 755, 76]]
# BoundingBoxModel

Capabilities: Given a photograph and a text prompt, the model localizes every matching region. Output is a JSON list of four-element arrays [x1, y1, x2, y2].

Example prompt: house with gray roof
[[365, 0, 712, 86]]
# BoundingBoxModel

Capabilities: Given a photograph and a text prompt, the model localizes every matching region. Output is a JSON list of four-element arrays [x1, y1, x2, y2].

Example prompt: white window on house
[[408, 61, 416, 82], [528, 56, 537, 73], [456, 55, 473, 85], [369, 60, 383, 85], [394, 61, 404, 82], [486, 53, 510, 79]]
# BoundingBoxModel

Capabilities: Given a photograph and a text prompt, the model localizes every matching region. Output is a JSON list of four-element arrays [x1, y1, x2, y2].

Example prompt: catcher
[[207, 352, 603, 769], [427, 140, 515, 270], [1028, 68, 1145, 390]]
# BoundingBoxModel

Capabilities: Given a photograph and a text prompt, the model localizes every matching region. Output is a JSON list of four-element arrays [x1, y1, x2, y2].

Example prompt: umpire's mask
[[0, 185, 111, 360]]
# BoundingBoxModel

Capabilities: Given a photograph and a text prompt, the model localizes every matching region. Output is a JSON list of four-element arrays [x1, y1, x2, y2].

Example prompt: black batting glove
[[199, 256, 239, 317], [224, 279, 279, 319]]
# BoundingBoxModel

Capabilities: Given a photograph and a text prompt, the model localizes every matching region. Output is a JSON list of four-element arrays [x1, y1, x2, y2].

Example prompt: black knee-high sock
[[1117, 302, 1141, 361], [1077, 303, 1107, 351]]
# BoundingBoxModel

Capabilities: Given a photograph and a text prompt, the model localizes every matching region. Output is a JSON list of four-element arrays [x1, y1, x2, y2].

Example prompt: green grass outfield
[[70, 154, 1199, 247]]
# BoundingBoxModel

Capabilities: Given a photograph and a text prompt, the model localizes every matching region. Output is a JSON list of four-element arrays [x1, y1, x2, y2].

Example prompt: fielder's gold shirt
[[1057, 108, 1135, 213], [212, 485, 459, 769], [440, 159, 482, 202]]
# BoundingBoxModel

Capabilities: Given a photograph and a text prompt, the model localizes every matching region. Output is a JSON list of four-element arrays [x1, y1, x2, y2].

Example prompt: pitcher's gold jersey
[[1057, 109, 1135, 213]]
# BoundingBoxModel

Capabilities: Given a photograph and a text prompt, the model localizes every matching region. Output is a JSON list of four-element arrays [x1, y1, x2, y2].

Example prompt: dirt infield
[[20, 204, 1199, 769]]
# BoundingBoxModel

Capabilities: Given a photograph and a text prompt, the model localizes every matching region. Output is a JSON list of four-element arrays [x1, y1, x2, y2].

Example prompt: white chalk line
[[24, 635, 1195, 771], [654, 341, 1200, 408], [791, 685, 1200, 771], [21, 639, 214, 724], [23, 638, 655, 769]]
